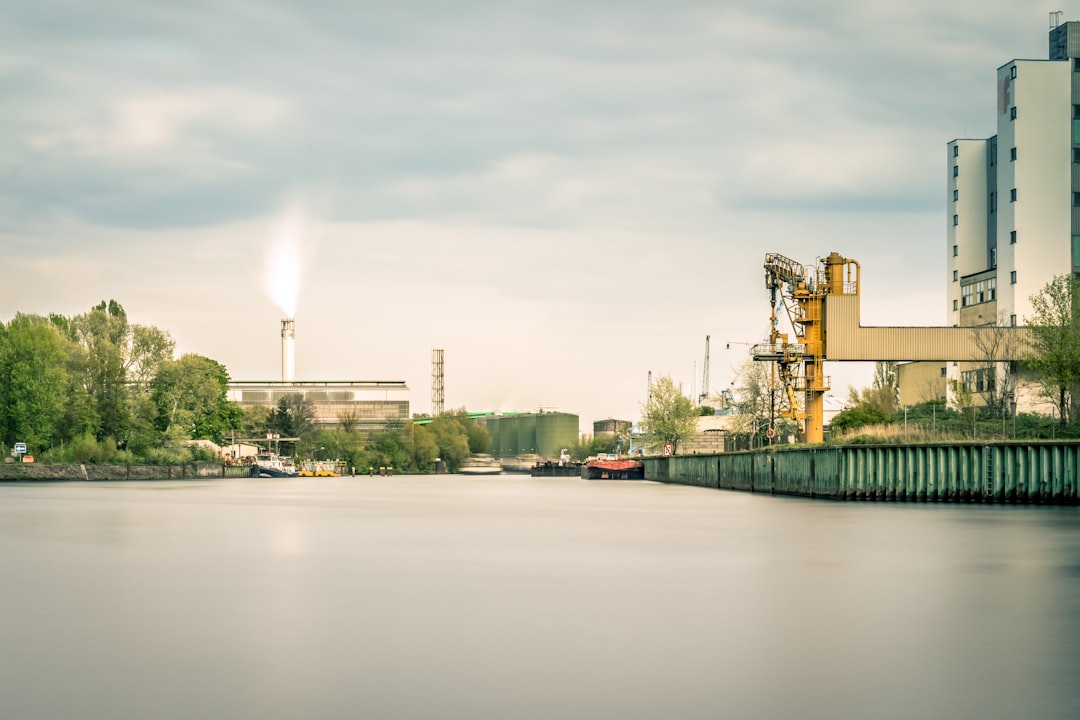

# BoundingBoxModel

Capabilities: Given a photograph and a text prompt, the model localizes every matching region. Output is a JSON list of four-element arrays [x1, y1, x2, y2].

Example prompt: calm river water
[[1, 475, 1078, 720]]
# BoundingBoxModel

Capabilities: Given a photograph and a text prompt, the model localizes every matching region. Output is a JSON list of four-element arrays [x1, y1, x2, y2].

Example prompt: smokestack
[[281, 318, 295, 382]]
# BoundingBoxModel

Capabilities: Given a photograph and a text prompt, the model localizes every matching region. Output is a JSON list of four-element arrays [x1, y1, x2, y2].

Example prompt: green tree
[[312, 427, 364, 469], [1025, 274, 1080, 425], [241, 405, 272, 438], [829, 402, 890, 434], [364, 429, 410, 472], [569, 433, 617, 461], [150, 354, 240, 446], [408, 423, 441, 472], [266, 394, 316, 456], [641, 374, 698, 454], [429, 415, 471, 471], [0, 314, 69, 450], [70, 300, 131, 442]]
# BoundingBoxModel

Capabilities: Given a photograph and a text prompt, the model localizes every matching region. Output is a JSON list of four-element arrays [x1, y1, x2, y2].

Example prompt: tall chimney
[[281, 318, 295, 382]]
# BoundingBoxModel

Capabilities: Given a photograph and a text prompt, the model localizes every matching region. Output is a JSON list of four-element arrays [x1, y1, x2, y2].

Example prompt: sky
[[2, 1, 1073, 430]]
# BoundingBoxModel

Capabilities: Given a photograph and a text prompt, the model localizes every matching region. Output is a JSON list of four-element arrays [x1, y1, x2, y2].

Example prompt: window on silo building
[[1073, 236, 1080, 267]]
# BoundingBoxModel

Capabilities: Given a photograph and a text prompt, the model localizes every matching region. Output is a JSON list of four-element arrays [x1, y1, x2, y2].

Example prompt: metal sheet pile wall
[[647, 443, 1080, 504]]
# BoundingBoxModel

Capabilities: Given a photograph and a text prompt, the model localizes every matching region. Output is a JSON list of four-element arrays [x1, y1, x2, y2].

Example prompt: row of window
[[960, 277, 996, 307], [951, 144, 1080, 166], [950, 274, 1014, 311]]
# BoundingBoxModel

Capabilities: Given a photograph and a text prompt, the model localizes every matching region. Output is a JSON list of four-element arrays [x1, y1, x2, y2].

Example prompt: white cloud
[[1, 0, 1064, 426]]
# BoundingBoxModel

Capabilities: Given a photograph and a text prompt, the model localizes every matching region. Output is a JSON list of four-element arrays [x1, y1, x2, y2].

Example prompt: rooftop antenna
[[1051, 11, 1063, 29]]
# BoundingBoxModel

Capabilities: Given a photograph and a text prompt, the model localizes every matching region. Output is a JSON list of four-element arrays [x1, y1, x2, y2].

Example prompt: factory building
[[947, 18, 1077, 331], [593, 418, 632, 438], [901, 17, 1079, 411], [227, 318, 410, 431], [226, 381, 410, 431]]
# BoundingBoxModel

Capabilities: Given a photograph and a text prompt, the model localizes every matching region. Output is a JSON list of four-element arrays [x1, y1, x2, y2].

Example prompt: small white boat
[[459, 454, 503, 475]]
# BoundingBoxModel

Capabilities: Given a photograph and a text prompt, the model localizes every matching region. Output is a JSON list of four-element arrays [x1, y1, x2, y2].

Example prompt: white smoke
[[264, 200, 323, 318]]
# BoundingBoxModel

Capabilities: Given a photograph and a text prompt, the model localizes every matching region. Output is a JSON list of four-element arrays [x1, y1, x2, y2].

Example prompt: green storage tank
[[517, 415, 536, 455], [499, 416, 518, 458], [484, 419, 501, 459], [536, 413, 579, 459]]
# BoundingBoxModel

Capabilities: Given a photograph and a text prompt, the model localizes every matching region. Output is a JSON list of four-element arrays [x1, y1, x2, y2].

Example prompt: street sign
[[14, 443, 26, 454], [663, 443, 673, 457]]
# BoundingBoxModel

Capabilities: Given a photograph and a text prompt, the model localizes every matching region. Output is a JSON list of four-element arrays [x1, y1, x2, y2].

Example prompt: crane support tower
[[431, 348, 445, 417], [754, 252, 860, 443], [699, 335, 711, 404]]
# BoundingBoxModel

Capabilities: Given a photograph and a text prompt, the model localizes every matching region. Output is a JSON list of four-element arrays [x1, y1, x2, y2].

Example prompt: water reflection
[[0, 477, 1077, 720]]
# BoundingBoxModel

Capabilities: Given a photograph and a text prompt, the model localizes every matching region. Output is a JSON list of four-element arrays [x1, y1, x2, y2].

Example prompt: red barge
[[582, 457, 645, 480]]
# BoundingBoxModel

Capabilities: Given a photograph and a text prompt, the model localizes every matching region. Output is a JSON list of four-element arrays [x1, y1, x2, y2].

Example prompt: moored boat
[[500, 454, 542, 473], [250, 452, 297, 478], [582, 456, 645, 480], [459, 454, 503, 475]]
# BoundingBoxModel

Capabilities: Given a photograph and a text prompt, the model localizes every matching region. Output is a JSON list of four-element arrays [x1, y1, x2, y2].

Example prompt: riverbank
[[0, 462, 252, 482]]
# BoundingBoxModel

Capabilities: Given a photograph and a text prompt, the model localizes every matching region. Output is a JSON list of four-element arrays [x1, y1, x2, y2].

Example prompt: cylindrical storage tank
[[536, 413, 578, 459], [501, 416, 519, 458], [516, 415, 536, 454], [485, 420, 502, 459]]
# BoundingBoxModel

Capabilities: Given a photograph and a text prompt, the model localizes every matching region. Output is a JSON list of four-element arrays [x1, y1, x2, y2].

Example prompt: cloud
[[0, 0, 1058, 424]]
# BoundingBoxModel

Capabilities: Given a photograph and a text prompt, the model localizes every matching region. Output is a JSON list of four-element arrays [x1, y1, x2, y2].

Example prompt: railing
[[752, 342, 806, 361]]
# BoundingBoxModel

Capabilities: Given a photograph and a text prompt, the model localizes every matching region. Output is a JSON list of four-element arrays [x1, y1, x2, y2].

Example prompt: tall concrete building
[[941, 17, 1080, 405], [948, 18, 1079, 328]]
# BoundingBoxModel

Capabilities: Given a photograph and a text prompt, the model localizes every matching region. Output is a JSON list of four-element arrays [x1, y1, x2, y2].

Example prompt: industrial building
[[947, 17, 1079, 330], [479, 412, 579, 460], [227, 318, 410, 431], [900, 16, 1080, 411], [593, 418, 632, 438], [226, 380, 410, 431]]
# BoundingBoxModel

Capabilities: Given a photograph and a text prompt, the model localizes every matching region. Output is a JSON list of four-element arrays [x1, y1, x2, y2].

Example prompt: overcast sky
[[2, 1, 1072, 429]]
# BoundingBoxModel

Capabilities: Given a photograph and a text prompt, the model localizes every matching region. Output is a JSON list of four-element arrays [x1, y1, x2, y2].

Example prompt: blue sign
[[14, 443, 27, 454]]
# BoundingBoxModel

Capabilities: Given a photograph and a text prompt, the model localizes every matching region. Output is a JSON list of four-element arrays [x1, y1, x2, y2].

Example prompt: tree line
[[0, 301, 495, 470], [0, 300, 239, 463]]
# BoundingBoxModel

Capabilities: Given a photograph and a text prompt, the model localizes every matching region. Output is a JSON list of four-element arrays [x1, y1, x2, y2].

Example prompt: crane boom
[[754, 252, 860, 443]]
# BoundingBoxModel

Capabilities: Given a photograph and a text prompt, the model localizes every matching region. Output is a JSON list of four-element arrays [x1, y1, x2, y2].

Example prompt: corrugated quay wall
[[643, 442, 1080, 504]]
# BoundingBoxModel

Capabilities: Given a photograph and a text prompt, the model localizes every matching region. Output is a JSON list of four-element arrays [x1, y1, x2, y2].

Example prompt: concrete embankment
[[0, 462, 252, 482], [644, 442, 1080, 504]]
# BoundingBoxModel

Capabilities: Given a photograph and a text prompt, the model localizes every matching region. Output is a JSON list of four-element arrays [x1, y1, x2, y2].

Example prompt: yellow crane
[[753, 252, 860, 443]]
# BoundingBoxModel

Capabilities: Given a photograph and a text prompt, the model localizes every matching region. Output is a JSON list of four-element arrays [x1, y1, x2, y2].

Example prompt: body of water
[[1, 475, 1078, 719]]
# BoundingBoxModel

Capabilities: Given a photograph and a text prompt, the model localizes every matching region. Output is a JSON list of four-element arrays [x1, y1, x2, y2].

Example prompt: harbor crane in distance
[[753, 251, 859, 443], [699, 335, 711, 404], [751, 251, 1032, 444]]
